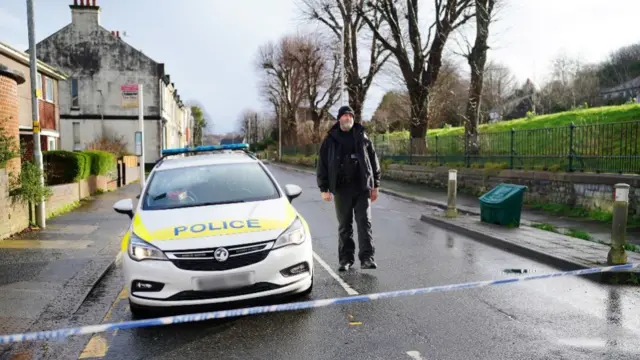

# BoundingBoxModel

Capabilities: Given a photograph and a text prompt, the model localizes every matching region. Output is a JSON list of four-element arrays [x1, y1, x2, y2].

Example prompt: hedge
[[84, 150, 116, 176], [43, 150, 91, 185]]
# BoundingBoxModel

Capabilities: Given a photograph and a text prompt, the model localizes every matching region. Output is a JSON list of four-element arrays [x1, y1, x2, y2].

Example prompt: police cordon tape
[[0, 262, 638, 344]]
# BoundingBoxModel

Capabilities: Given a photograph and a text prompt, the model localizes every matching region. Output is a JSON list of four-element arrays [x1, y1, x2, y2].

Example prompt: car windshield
[[141, 162, 280, 210]]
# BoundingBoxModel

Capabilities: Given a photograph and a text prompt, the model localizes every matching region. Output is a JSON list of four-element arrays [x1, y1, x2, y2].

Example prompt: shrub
[[43, 150, 91, 185], [85, 133, 129, 157], [77, 152, 92, 179], [9, 160, 52, 204], [0, 124, 18, 169], [84, 150, 116, 176]]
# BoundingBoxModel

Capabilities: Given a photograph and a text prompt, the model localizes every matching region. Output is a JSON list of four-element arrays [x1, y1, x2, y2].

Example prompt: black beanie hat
[[337, 105, 354, 120]]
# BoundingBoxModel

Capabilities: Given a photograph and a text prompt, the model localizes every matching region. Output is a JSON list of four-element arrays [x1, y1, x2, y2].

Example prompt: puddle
[[502, 268, 537, 274], [557, 337, 607, 349]]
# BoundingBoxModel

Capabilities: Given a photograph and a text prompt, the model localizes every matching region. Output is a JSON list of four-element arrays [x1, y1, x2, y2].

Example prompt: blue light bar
[[161, 143, 249, 156]]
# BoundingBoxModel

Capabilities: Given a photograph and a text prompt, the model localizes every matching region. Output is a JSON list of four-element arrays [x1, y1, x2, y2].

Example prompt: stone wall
[[0, 169, 29, 239], [47, 175, 112, 217], [383, 164, 640, 216], [0, 170, 115, 239]]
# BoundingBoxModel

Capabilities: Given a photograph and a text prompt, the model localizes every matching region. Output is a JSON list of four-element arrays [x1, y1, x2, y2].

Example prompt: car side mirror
[[113, 198, 134, 219], [284, 184, 302, 202]]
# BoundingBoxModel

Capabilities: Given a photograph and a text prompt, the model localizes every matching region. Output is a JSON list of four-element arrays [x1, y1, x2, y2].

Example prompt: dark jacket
[[316, 122, 381, 194]]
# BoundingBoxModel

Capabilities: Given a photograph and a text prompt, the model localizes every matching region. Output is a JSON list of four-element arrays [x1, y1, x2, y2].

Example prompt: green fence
[[283, 120, 640, 174]]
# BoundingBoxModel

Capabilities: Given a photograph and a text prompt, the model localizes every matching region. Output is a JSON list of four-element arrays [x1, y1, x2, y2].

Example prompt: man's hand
[[321, 192, 333, 201], [371, 188, 379, 202]]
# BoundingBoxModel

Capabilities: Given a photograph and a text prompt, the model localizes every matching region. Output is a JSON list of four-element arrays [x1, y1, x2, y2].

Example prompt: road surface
[[58, 165, 640, 359]]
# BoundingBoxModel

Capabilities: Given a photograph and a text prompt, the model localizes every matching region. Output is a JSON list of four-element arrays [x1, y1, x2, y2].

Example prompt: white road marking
[[313, 251, 359, 296], [406, 350, 426, 359]]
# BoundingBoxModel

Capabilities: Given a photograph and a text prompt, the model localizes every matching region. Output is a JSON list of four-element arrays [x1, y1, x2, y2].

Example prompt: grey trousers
[[333, 188, 375, 264]]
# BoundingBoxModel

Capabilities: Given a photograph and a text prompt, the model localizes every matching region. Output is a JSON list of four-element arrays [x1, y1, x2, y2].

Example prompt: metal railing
[[282, 120, 640, 174]]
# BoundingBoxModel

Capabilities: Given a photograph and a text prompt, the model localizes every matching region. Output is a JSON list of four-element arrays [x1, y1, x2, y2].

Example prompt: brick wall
[[383, 164, 640, 216], [0, 169, 29, 239], [0, 65, 23, 176]]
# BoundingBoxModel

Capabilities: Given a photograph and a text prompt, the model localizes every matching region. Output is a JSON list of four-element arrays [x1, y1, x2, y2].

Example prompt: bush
[[0, 124, 19, 169], [9, 160, 52, 204], [43, 150, 91, 185], [84, 150, 116, 176], [77, 152, 92, 179]]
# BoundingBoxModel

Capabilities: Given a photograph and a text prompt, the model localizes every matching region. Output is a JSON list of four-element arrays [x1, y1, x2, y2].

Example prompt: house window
[[71, 78, 79, 108], [36, 73, 42, 99], [48, 137, 56, 150], [45, 77, 54, 102], [72, 122, 81, 151]]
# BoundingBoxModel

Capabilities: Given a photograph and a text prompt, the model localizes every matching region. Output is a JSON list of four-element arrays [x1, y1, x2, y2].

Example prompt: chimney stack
[[70, 0, 101, 28]]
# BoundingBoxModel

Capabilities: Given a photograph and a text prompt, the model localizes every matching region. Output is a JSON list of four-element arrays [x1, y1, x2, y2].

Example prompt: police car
[[112, 143, 313, 318]]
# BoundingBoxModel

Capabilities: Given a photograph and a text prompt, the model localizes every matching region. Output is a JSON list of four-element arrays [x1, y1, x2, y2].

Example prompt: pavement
[[0, 183, 140, 359], [274, 161, 640, 246], [2, 164, 638, 359]]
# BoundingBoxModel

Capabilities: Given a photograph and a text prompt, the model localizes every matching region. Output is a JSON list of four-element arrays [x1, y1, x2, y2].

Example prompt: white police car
[[112, 144, 313, 318]]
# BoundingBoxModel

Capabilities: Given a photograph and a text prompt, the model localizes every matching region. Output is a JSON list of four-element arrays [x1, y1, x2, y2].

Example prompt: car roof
[[153, 151, 259, 171]]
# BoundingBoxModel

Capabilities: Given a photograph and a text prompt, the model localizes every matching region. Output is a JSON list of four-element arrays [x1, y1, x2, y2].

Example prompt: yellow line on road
[[0, 240, 93, 249], [78, 286, 127, 359]]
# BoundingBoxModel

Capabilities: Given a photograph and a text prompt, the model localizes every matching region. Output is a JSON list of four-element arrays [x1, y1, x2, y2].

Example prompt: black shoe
[[361, 259, 377, 269], [338, 262, 353, 272]]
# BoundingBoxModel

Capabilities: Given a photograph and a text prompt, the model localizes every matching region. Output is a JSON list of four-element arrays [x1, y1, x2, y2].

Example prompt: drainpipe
[[97, 89, 104, 136], [158, 78, 163, 159]]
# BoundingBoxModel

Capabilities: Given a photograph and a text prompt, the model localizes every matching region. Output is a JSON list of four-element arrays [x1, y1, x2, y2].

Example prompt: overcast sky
[[1, 0, 639, 134]]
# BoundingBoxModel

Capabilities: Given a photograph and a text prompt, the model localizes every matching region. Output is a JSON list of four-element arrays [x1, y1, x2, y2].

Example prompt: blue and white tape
[[0, 263, 637, 345]]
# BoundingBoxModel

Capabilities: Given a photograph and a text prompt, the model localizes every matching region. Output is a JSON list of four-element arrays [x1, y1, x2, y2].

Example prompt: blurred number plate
[[193, 272, 254, 291]]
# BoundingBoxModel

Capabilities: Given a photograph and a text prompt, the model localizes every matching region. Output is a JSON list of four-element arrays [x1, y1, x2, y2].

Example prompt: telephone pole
[[27, 0, 46, 228]]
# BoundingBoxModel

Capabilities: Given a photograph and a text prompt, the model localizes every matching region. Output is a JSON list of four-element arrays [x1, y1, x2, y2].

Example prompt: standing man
[[316, 105, 382, 271]]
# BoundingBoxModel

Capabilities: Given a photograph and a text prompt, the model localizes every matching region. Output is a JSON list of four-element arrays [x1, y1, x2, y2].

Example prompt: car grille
[[165, 240, 274, 271]]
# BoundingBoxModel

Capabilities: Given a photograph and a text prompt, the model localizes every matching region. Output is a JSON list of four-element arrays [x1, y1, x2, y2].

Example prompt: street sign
[[121, 84, 139, 109], [32, 120, 40, 133], [135, 131, 143, 156]]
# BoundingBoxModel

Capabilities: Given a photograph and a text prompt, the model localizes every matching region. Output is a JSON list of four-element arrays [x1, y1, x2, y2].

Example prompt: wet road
[[71, 165, 640, 360]]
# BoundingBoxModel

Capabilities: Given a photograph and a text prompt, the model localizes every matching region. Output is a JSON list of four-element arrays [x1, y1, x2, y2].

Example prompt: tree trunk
[[408, 87, 429, 155], [349, 86, 365, 123], [311, 111, 322, 143], [465, 0, 494, 155], [465, 61, 483, 155]]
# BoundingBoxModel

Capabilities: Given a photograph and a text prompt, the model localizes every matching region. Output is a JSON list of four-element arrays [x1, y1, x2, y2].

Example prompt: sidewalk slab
[[419, 210, 640, 284], [0, 183, 138, 355]]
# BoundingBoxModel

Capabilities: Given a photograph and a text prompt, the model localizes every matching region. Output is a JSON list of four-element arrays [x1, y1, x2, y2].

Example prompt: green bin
[[479, 183, 528, 227]]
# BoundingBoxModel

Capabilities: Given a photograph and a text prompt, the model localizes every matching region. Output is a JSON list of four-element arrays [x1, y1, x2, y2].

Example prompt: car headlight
[[128, 232, 169, 261], [273, 217, 306, 249]]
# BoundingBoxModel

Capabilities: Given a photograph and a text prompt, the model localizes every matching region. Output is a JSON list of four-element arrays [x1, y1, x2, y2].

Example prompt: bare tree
[[237, 108, 260, 144], [482, 61, 517, 117], [291, 33, 342, 142], [256, 37, 307, 147], [358, 0, 475, 153], [462, 0, 497, 154], [298, 0, 392, 123]]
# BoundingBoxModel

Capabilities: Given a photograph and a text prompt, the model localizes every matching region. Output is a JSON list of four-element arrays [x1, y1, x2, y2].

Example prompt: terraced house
[[30, 0, 190, 165], [0, 41, 68, 159]]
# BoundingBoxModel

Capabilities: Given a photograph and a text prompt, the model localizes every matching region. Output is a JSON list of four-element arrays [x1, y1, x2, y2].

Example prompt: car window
[[141, 162, 280, 210]]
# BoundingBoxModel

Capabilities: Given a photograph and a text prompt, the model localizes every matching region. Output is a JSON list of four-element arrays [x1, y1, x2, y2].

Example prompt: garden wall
[[383, 164, 640, 216]]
